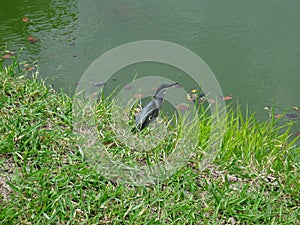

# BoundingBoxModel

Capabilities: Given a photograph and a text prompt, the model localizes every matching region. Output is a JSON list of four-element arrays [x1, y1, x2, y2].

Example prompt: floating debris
[[21, 63, 32, 71], [286, 113, 298, 119], [124, 85, 133, 90], [274, 114, 283, 119], [133, 93, 143, 99], [208, 99, 216, 104], [70, 43, 75, 47], [187, 93, 198, 102], [22, 17, 29, 23], [191, 89, 197, 93], [28, 36, 37, 43], [199, 93, 205, 99], [89, 92, 98, 99], [2, 54, 11, 59], [133, 107, 142, 117], [264, 106, 272, 111], [187, 93, 206, 105], [197, 93, 206, 105], [4, 50, 16, 54], [292, 106, 299, 111], [223, 95, 233, 101], [21, 63, 36, 72], [72, 54, 78, 57], [2, 50, 16, 59], [27, 66, 36, 71], [219, 95, 233, 101], [177, 104, 189, 111], [75, 82, 79, 86], [93, 82, 106, 87]]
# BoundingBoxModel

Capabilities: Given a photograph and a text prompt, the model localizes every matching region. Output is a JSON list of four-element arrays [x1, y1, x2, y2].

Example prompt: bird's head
[[154, 82, 180, 99]]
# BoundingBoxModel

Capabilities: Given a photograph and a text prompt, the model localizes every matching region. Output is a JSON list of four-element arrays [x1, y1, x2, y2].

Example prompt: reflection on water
[[1, 0, 300, 134]]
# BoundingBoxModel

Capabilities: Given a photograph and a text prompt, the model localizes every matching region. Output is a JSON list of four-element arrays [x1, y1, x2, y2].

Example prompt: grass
[[0, 52, 299, 224]]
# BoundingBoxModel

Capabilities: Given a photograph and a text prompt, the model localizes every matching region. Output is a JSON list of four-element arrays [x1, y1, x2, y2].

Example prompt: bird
[[133, 82, 180, 131]]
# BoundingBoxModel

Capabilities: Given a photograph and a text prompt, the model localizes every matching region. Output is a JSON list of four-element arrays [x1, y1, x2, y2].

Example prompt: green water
[[1, 1, 300, 132]]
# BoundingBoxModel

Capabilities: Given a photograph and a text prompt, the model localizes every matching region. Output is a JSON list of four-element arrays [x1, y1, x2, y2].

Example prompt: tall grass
[[0, 52, 299, 224]]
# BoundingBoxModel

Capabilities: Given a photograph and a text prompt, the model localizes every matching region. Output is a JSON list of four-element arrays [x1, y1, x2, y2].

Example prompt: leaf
[[124, 85, 133, 90], [2, 54, 11, 59], [93, 82, 106, 87], [208, 99, 216, 104], [177, 104, 189, 111], [133, 94, 143, 99], [186, 93, 198, 102], [22, 17, 29, 23], [274, 114, 283, 119], [28, 66, 35, 71], [286, 113, 298, 119], [222, 95, 233, 101], [28, 36, 37, 43]]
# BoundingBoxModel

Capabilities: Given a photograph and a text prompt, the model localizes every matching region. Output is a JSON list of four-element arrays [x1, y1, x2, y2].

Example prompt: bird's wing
[[135, 100, 159, 130]]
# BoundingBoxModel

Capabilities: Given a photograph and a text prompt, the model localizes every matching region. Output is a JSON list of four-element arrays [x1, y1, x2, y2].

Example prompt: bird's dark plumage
[[133, 82, 179, 131]]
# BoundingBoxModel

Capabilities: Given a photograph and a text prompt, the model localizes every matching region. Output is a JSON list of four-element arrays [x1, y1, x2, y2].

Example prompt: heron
[[133, 82, 180, 131]]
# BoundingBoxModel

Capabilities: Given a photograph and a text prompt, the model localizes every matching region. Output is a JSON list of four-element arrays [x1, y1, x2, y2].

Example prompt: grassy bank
[[0, 55, 299, 224]]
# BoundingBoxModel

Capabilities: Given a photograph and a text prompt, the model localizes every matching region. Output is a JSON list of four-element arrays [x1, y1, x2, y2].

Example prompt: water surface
[[1, 0, 300, 131]]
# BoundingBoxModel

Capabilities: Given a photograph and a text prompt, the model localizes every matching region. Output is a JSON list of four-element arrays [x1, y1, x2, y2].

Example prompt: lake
[[1, 0, 299, 135]]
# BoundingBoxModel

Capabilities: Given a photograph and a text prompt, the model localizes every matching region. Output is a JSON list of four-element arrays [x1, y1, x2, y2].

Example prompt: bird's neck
[[154, 96, 164, 108]]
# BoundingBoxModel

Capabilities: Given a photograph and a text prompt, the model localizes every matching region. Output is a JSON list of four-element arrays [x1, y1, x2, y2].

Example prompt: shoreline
[[1, 56, 299, 224]]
